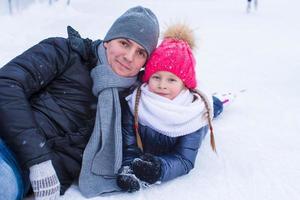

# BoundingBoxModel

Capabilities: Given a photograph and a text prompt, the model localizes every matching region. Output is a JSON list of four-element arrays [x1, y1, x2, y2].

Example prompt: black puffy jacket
[[121, 104, 208, 182], [0, 26, 99, 193]]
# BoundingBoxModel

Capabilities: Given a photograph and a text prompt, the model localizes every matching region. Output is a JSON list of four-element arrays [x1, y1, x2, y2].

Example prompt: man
[[0, 6, 159, 200]]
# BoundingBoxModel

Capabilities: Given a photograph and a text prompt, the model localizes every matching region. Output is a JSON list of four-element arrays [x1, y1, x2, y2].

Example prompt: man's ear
[[103, 42, 108, 48]]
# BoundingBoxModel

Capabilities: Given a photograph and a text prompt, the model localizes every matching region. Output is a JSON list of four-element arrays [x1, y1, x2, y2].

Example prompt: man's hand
[[117, 166, 141, 193], [29, 160, 60, 200]]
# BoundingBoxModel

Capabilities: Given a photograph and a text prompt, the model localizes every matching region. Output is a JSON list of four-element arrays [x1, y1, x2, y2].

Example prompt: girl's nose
[[158, 81, 167, 89]]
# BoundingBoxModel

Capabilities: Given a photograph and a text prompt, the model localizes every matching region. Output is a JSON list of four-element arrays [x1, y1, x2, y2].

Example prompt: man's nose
[[124, 49, 135, 62]]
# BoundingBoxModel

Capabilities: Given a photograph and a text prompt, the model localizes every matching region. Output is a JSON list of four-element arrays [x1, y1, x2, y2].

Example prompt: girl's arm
[[159, 126, 208, 182]]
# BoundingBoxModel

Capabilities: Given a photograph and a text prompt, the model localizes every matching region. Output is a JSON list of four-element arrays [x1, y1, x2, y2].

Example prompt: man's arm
[[0, 37, 71, 168]]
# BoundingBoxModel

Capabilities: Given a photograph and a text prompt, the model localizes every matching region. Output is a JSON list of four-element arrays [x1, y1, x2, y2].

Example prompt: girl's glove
[[117, 166, 141, 193], [132, 153, 162, 184], [29, 160, 60, 200]]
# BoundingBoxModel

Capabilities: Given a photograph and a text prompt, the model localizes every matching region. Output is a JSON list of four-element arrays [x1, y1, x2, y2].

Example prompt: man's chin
[[114, 68, 132, 77]]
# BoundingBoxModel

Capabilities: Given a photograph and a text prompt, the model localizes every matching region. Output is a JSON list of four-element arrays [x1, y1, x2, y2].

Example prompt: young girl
[[117, 24, 225, 192]]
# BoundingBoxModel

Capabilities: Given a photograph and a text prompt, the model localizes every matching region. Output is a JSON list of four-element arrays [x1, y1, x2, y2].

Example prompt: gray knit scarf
[[79, 43, 136, 198]]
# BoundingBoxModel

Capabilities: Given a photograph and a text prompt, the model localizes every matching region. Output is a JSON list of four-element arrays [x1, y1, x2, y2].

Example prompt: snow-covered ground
[[1, 0, 300, 199]]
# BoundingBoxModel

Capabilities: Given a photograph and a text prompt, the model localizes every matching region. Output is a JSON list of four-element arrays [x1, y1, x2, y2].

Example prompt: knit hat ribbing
[[143, 24, 197, 89], [104, 6, 159, 56]]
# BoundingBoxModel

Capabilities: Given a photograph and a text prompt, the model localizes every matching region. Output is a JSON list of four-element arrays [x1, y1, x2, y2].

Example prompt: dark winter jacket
[[121, 103, 209, 182], [0, 26, 100, 194]]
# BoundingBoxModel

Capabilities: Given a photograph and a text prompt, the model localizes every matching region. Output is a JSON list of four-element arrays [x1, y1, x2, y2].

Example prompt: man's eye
[[120, 41, 128, 47], [137, 50, 147, 58]]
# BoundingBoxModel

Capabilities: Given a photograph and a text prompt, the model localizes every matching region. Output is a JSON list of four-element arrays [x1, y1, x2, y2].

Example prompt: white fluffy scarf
[[126, 83, 213, 137]]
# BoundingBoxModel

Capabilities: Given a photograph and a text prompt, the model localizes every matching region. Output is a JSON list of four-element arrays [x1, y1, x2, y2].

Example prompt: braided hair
[[133, 85, 216, 153]]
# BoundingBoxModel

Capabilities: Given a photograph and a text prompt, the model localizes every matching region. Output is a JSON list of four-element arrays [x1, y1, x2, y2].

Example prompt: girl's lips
[[156, 92, 168, 96]]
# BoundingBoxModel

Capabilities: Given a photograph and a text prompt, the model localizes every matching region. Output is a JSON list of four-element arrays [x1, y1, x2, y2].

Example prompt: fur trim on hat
[[163, 23, 195, 50]]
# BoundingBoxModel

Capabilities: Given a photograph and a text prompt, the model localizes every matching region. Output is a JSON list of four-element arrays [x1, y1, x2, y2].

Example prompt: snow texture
[[1, 0, 300, 199]]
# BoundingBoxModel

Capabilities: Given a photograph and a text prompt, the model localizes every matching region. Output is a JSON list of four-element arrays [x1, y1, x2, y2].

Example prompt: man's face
[[104, 39, 148, 77]]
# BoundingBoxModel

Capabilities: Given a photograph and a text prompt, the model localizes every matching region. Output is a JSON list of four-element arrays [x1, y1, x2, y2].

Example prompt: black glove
[[116, 166, 140, 193], [132, 153, 162, 184]]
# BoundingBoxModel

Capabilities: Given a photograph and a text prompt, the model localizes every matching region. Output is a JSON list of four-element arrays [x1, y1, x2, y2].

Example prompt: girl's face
[[148, 71, 186, 100], [104, 39, 147, 77]]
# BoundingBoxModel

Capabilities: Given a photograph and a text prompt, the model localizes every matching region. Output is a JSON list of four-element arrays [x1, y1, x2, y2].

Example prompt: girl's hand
[[132, 153, 162, 184]]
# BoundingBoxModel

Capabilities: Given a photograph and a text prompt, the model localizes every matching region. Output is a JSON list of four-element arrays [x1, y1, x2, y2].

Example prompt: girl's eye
[[168, 78, 177, 82], [151, 76, 160, 80]]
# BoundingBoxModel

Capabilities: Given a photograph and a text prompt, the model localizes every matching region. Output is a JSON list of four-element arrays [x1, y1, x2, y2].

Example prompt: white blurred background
[[1, 0, 300, 199]]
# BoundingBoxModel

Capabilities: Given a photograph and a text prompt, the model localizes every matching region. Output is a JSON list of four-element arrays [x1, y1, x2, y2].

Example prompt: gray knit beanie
[[104, 6, 159, 56]]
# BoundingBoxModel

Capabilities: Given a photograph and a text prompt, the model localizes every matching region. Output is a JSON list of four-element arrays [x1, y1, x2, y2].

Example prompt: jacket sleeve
[[159, 126, 209, 182], [121, 104, 142, 166], [0, 37, 72, 168]]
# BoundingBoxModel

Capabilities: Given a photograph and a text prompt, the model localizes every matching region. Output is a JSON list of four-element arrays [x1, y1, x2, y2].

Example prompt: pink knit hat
[[143, 24, 197, 89]]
